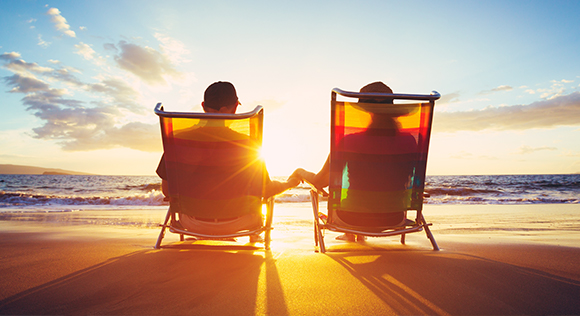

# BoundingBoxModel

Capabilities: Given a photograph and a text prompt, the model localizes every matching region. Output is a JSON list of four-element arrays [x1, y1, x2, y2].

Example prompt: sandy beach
[[1, 204, 579, 315]]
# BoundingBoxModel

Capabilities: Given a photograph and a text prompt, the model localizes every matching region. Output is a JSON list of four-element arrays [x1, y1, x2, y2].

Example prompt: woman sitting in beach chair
[[295, 82, 440, 252]]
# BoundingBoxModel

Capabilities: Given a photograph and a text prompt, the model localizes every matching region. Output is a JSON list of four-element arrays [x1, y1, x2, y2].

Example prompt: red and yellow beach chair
[[310, 88, 440, 253], [154, 104, 273, 249]]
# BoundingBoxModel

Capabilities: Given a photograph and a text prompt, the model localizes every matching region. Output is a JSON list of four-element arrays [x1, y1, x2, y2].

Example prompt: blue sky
[[1, 0, 579, 175]]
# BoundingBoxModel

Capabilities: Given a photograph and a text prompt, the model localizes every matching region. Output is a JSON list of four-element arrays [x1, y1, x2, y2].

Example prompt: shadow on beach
[[0, 242, 290, 316], [325, 242, 580, 316], [1, 227, 579, 315]]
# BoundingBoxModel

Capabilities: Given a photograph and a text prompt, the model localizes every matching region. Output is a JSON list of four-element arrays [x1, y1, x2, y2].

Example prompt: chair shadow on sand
[[1, 237, 579, 315], [326, 244, 580, 316], [0, 242, 290, 316]]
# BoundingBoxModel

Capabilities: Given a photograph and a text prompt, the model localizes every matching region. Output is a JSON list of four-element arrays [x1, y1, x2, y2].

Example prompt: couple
[[157, 81, 410, 242]]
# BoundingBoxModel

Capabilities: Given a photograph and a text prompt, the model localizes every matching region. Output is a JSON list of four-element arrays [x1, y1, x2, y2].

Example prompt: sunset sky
[[1, 0, 579, 176]]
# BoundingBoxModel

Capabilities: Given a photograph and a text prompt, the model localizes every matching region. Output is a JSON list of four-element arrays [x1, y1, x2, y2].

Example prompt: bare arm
[[161, 179, 169, 196], [292, 155, 330, 195], [313, 155, 330, 187], [263, 176, 300, 199]]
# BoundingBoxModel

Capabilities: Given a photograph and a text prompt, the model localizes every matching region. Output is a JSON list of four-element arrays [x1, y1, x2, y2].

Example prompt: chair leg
[[264, 231, 271, 250], [155, 208, 172, 249], [310, 190, 326, 253], [264, 197, 274, 250], [400, 211, 411, 244], [418, 213, 440, 251], [316, 222, 326, 253], [310, 190, 318, 248], [314, 222, 319, 247]]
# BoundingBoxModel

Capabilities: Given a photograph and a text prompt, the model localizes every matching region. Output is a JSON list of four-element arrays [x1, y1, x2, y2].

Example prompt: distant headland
[[0, 164, 94, 175]]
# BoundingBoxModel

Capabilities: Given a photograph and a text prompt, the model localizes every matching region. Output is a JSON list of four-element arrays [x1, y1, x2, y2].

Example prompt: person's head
[[357, 82, 399, 132], [202, 81, 239, 114], [359, 81, 394, 104]]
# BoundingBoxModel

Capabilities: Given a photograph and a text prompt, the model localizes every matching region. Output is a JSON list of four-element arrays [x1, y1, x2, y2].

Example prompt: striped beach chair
[[154, 104, 273, 249], [310, 88, 440, 252]]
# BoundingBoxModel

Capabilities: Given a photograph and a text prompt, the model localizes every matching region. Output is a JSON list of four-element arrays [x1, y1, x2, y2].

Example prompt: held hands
[[290, 168, 329, 196], [286, 168, 305, 187], [287, 175, 301, 187]]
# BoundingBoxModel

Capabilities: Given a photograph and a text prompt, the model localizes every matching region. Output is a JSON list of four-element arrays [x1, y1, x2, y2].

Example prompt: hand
[[287, 176, 301, 187], [292, 168, 328, 196], [289, 168, 306, 183]]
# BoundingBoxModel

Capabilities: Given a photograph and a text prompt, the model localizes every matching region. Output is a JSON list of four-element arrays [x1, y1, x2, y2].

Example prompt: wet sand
[[0, 204, 579, 315]]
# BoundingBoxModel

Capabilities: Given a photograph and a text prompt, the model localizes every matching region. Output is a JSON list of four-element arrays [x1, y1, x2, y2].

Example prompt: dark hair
[[203, 81, 238, 110]]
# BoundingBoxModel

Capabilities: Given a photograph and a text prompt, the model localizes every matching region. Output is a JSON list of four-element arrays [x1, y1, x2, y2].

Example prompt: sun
[[259, 143, 296, 177]]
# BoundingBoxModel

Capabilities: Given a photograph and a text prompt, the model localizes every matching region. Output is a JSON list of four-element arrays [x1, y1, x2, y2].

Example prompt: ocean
[[1, 174, 578, 236], [0, 174, 578, 210]]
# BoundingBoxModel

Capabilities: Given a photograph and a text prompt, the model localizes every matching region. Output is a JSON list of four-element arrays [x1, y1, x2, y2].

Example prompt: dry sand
[[0, 204, 579, 315]]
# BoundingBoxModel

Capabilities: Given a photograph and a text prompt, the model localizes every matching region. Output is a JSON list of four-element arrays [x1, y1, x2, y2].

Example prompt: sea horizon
[[1, 174, 578, 210]]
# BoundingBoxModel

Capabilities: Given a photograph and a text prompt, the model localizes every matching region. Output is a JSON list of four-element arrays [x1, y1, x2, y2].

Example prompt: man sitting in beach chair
[[154, 81, 300, 248], [295, 82, 439, 252]]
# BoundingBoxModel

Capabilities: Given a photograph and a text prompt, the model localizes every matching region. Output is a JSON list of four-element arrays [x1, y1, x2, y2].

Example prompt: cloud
[[554, 79, 574, 84], [154, 33, 191, 64], [27, 18, 37, 29], [88, 77, 143, 112], [1, 56, 53, 75], [20, 87, 158, 152], [528, 79, 576, 99], [450, 151, 498, 160], [37, 34, 51, 48], [103, 43, 117, 52], [0, 36, 184, 154], [56, 121, 160, 152], [102, 122, 160, 152], [51, 67, 85, 86], [438, 92, 460, 105], [514, 145, 557, 155], [479, 85, 513, 95], [4, 74, 51, 93], [1, 53, 158, 152], [47, 7, 76, 37], [74, 42, 97, 60], [0, 52, 21, 60], [74, 42, 107, 66], [1, 53, 84, 87], [1, 53, 54, 76], [434, 91, 580, 132], [21, 88, 81, 109], [114, 41, 180, 85], [493, 85, 513, 92], [562, 150, 580, 158]]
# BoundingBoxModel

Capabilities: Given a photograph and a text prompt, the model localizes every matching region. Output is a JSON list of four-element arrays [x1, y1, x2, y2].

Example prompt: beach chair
[[154, 104, 274, 249], [310, 88, 440, 253]]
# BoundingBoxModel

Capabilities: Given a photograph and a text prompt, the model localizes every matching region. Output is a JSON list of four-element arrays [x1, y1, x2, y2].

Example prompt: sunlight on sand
[[343, 255, 380, 264]]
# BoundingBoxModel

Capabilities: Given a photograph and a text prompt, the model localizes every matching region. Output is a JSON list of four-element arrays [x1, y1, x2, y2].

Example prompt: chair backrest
[[328, 88, 439, 214], [155, 104, 265, 219]]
